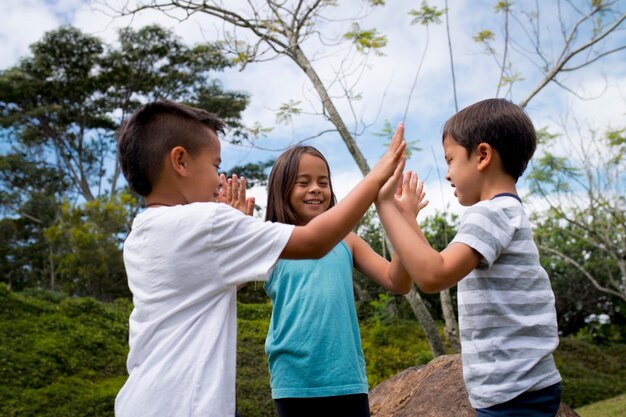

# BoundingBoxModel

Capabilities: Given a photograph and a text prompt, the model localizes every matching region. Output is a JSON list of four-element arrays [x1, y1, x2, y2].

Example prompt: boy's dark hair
[[266, 145, 337, 224], [442, 98, 536, 180], [117, 100, 225, 196]]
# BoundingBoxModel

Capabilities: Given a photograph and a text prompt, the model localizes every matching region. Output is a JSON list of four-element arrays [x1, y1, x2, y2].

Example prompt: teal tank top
[[264, 241, 368, 398]]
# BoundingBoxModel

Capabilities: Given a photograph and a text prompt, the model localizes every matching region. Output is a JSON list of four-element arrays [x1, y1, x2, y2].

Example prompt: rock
[[369, 354, 578, 417]]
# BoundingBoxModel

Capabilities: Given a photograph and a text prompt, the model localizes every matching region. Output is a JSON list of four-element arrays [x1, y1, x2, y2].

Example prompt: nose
[[445, 171, 451, 182]]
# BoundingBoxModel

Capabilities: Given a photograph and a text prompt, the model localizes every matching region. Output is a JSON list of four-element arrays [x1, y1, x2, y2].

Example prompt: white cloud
[[1, 0, 624, 221]]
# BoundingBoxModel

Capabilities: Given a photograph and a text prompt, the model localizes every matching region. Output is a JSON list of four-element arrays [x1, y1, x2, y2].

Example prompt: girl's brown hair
[[265, 146, 337, 224]]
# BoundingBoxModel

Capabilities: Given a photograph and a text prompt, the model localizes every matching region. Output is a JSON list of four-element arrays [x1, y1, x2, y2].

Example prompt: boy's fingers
[[395, 173, 404, 197], [410, 172, 418, 190]]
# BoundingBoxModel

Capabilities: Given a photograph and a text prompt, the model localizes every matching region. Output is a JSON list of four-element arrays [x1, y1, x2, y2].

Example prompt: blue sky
[[1, 0, 625, 216]]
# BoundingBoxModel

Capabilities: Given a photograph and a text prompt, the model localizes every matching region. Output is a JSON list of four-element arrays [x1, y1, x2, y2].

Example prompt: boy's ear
[[476, 142, 493, 171], [169, 146, 188, 177]]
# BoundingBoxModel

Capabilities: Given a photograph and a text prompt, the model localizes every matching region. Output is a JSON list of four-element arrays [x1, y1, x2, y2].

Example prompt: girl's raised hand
[[369, 122, 406, 187], [394, 171, 429, 220], [217, 174, 256, 216]]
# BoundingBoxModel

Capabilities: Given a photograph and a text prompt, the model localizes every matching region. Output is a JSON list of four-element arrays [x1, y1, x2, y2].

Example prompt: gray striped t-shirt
[[450, 194, 561, 409]]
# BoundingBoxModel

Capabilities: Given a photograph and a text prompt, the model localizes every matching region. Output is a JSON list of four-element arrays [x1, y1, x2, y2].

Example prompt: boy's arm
[[348, 171, 430, 295], [375, 172, 481, 293], [281, 124, 407, 259]]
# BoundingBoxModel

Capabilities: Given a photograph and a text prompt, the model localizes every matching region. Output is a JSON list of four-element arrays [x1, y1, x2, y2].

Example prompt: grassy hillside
[[575, 394, 626, 417], [1, 284, 625, 417]]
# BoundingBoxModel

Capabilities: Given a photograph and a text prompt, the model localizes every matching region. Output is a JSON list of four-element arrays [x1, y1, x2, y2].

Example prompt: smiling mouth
[[304, 200, 323, 205]]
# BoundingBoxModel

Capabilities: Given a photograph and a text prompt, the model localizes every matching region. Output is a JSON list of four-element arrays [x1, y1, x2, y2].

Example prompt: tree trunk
[[290, 43, 447, 356], [405, 287, 446, 357], [440, 289, 460, 353]]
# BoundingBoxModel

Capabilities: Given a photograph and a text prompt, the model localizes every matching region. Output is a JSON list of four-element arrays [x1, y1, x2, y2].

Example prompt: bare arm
[[375, 171, 481, 293], [280, 124, 406, 259], [346, 232, 412, 294]]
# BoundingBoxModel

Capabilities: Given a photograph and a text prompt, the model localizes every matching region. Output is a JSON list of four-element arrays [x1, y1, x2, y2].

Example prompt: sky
[[1, 0, 625, 218]]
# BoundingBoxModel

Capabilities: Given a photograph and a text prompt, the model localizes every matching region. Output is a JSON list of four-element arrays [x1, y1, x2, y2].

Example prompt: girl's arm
[[345, 172, 431, 295], [281, 124, 407, 259], [375, 182, 481, 293], [345, 233, 412, 295], [217, 174, 255, 216]]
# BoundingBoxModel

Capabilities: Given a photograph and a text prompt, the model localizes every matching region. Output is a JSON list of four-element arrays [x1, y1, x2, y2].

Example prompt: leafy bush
[[0, 284, 131, 417], [555, 338, 626, 408], [2, 285, 625, 416]]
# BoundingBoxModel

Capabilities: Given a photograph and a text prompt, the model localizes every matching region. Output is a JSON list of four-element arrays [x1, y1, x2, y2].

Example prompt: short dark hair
[[265, 145, 337, 224], [442, 98, 536, 180], [117, 100, 226, 196]]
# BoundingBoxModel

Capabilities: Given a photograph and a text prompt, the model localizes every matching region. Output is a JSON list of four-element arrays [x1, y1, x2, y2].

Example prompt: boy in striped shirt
[[375, 98, 562, 417]]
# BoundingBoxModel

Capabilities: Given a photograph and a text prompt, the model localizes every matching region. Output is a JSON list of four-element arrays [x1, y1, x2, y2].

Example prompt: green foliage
[[3, 286, 625, 416], [527, 152, 579, 193], [0, 24, 250, 299], [361, 319, 434, 387], [375, 120, 421, 158], [494, 1, 512, 13], [276, 100, 303, 125], [0, 284, 131, 417], [343, 22, 388, 54], [533, 209, 625, 337], [473, 29, 495, 43], [236, 303, 275, 417], [555, 338, 626, 408], [408, 1, 444, 26], [44, 193, 135, 300]]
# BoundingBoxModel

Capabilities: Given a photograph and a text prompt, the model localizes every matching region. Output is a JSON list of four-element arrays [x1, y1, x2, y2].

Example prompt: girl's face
[[289, 153, 332, 225]]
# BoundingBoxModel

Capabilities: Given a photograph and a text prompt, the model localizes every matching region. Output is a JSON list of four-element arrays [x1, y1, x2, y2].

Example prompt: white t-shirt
[[115, 202, 294, 417]]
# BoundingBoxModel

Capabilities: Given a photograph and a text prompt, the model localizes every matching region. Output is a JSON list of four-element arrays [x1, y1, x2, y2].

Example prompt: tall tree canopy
[[0, 25, 249, 298]]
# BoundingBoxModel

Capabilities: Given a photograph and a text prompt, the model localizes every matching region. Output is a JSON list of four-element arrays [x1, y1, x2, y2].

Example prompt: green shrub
[[0, 287, 129, 417], [555, 338, 626, 408], [3, 285, 625, 416]]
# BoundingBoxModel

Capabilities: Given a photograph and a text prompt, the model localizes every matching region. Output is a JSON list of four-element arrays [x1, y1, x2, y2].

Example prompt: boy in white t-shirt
[[376, 99, 561, 417], [114, 100, 406, 417]]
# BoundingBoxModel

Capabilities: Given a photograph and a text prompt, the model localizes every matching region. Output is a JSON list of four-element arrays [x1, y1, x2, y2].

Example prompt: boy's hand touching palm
[[217, 174, 255, 216], [394, 171, 429, 221]]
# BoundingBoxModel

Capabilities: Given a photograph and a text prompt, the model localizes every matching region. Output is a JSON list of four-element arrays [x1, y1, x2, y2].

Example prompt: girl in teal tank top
[[264, 145, 427, 417]]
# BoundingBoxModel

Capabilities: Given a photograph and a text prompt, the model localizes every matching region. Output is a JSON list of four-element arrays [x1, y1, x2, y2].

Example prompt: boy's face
[[443, 135, 481, 206], [184, 128, 223, 203]]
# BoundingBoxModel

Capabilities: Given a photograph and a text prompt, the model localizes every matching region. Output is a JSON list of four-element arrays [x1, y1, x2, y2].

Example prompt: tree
[[0, 25, 249, 203], [471, 1, 626, 107], [0, 25, 250, 298], [527, 126, 626, 307], [110, 0, 626, 355], [532, 209, 625, 338]]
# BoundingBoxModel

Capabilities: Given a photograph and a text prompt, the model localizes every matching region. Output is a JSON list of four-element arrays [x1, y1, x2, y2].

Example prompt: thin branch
[[561, 45, 626, 71], [540, 244, 625, 302], [444, 0, 458, 112], [519, 10, 626, 107]]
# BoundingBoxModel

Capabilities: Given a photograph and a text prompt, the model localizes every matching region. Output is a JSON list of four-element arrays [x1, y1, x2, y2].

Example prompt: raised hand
[[217, 174, 256, 216], [369, 122, 407, 187], [394, 171, 429, 220]]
